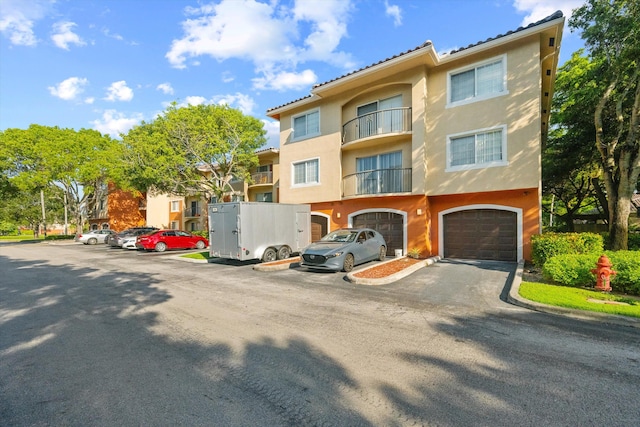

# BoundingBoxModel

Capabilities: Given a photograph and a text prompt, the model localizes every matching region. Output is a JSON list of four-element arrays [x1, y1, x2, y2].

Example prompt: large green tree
[[0, 125, 117, 233], [544, 51, 604, 230], [569, 0, 640, 249], [119, 103, 267, 202]]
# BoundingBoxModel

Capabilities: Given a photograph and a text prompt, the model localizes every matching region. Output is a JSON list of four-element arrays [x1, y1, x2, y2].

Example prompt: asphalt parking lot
[[69, 240, 519, 313], [2, 241, 639, 426]]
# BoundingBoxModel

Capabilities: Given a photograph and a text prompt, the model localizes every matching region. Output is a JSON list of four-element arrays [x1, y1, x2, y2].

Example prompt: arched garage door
[[443, 209, 517, 261], [353, 211, 403, 256], [311, 215, 328, 242]]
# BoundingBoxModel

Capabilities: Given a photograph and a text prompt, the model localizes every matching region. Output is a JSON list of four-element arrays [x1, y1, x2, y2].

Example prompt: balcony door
[[356, 95, 402, 139], [356, 151, 402, 195]]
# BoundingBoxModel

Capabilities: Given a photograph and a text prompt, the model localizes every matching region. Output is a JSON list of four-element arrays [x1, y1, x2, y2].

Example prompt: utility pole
[[40, 189, 47, 238]]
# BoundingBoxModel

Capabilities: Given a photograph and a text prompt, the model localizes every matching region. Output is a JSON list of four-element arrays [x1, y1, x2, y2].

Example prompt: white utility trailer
[[208, 202, 311, 262]]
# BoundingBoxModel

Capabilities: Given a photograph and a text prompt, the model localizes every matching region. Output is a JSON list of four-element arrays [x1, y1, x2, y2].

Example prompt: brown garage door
[[443, 209, 517, 261], [311, 215, 328, 242], [353, 211, 403, 256]]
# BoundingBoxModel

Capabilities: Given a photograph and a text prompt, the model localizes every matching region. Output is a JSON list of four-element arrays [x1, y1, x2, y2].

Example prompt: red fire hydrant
[[590, 254, 617, 292]]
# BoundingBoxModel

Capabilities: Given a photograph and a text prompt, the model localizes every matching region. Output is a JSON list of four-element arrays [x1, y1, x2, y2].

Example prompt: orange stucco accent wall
[[107, 188, 147, 232], [308, 188, 539, 261], [310, 195, 431, 255], [428, 188, 540, 261]]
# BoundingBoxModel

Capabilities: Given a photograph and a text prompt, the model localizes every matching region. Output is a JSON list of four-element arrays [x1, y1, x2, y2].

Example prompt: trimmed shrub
[[542, 251, 640, 295], [44, 234, 76, 241], [531, 233, 603, 267]]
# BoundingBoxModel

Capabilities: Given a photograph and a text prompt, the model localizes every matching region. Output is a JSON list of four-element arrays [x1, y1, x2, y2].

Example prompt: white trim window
[[446, 125, 508, 171], [447, 55, 507, 106], [292, 109, 320, 140], [292, 158, 319, 186], [170, 200, 180, 212]]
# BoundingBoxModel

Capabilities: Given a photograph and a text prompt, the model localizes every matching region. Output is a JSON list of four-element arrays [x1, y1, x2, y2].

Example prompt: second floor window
[[449, 56, 506, 105], [293, 158, 319, 186], [292, 110, 320, 140], [447, 126, 507, 171], [170, 201, 180, 212]]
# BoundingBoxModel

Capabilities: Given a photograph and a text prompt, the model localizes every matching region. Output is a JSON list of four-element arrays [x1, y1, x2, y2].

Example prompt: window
[[170, 221, 178, 230], [447, 126, 507, 171], [356, 151, 403, 194], [255, 192, 273, 202], [292, 109, 320, 140], [293, 158, 319, 186], [170, 201, 180, 212], [448, 56, 506, 105], [356, 95, 402, 138]]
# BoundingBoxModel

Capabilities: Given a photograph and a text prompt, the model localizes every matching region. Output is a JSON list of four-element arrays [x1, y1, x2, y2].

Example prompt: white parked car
[[77, 229, 115, 245], [120, 235, 139, 250]]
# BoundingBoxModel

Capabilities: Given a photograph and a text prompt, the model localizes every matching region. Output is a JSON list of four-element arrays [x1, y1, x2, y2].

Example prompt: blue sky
[[0, 0, 586, 147]]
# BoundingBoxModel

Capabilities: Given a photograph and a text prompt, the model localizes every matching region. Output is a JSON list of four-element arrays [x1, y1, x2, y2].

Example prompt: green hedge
[[44, 234, 76, 241], [531, 233, 604, 267], [542, 251, 640, 295]]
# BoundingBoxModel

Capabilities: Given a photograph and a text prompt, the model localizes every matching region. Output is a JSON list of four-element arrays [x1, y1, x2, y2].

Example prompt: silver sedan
[[300, 228, 387, 272]]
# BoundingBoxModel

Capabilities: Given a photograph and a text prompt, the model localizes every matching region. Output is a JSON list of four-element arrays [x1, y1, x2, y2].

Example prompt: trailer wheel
[[262, 247, 277, 262], [277, 246, 291, 260]]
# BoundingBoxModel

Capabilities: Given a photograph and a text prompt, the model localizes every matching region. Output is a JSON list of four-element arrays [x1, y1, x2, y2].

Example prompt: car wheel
[[277, 246, 291, 260], [88, 237, 97, 245], [262, 247, 277, 262], [195, 240, 206, 250], [155, 242, 167, 252], [378, 246, 386, 261], [342, 253, 355, 272]]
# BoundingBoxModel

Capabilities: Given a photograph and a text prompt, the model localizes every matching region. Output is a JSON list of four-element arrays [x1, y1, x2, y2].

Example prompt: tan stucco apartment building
[[267, 11, 565, 262]]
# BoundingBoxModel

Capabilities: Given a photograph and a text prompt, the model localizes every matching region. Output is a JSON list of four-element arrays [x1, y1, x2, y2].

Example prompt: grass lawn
[[181, 251, 211, 260], [519, 281, 640, 318]]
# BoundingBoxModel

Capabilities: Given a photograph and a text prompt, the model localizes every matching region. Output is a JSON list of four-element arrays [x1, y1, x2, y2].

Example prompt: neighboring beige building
[[266, 12, 565, 262], [145, 147, 281, 232]]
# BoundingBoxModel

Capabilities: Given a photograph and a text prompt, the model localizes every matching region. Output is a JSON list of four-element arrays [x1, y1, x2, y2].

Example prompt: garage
[[443, 209, 517, 262], [352, 211, 403, 256], [311, 215, 328, 242]]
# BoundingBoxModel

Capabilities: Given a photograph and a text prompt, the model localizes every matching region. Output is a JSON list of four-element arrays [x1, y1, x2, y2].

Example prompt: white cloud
[[183, 96, 207, 106], [104, 80, 133, 102], [252, 69, 317, 91], [513, 0, 584, 26], [176, 92, 257, 115], [48, 77, 88, 101], [262, 119, 280, 148], [51, 21, 85, 50], [166, 0, 354, 91], [91, 110, 143, 138], [156, 82, 174, 95], [84, 97, 95, 104], [384, 1, 402, 27], [0, 0, 50, 46], [212, 93, 256, 115]]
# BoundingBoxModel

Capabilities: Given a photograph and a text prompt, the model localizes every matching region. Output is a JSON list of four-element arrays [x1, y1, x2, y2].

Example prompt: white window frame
[[170, 200, 180, 212], [291, 157, 320, 187], [446, 55, 508, 108], [445, 125, 508, 172], [291, 109, 320, 141]]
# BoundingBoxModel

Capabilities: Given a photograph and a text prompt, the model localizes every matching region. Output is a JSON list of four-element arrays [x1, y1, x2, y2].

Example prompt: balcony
[[342, 168, 412, 198], [183, 207, 202, 218], [250, 171, 273, 186], [342, 107, 412, 145]]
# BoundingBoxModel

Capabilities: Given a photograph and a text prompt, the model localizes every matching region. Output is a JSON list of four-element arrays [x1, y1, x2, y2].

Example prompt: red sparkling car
[[135, 229, 209, 252]]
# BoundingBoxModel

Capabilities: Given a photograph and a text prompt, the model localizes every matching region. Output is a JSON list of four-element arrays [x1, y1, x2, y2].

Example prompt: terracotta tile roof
[[267, 10, 563, 114]]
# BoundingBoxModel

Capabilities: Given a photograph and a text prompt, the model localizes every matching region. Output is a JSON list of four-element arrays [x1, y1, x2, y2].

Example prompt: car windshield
[[320, 230, 357, 243]]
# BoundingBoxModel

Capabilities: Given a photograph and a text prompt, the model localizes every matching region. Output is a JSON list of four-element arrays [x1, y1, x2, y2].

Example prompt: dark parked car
[[135, 230, 209, 252], [300, 228, 387, 272], [107, 227, 159, 248]]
